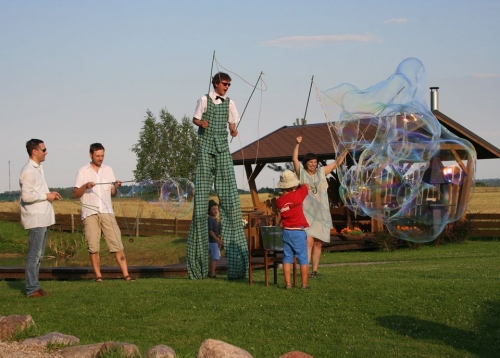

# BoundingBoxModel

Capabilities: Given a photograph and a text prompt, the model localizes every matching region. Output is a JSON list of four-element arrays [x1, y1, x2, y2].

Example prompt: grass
[[1, 240, 499, 357]]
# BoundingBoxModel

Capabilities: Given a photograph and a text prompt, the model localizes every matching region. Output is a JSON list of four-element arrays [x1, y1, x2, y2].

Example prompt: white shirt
[[74, 163, 116, 219], [193, 90, 239, 124], [19, 159, 55, 229]]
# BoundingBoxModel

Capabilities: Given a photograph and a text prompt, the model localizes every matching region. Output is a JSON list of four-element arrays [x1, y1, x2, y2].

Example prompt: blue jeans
[[26, 226, 49, 296]]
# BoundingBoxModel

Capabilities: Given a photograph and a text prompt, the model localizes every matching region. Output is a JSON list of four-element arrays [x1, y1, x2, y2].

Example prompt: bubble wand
[[230, 71, 264, 143], [300, 75, 314, 136]]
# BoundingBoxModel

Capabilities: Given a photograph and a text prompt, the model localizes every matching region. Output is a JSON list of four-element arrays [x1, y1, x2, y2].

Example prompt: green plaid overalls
[[186, 95, 249, 279]]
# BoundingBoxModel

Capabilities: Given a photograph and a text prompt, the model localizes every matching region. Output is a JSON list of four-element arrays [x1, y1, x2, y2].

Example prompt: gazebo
[[231, 107, 500, 234]]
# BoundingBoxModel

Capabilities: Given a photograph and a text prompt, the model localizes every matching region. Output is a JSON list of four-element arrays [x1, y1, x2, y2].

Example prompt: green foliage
[[372, 230, 399, 252], [292, 117, 307, 126], [0, 220, 27, 254], [443, 218, 476, 243], [8, 323, 39, 342], [131, 109, 198, 182]]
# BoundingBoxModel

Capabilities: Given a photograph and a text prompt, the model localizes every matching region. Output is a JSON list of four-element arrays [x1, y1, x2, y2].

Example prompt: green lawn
[[1, 240, 499, 357]]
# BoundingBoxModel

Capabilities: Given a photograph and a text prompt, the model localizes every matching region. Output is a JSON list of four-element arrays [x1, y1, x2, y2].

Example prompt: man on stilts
[[187, 72, 249, 280]]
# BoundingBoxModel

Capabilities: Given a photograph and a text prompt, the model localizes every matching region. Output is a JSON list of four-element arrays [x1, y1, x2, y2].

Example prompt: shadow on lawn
[[377, 300, 500, 357]]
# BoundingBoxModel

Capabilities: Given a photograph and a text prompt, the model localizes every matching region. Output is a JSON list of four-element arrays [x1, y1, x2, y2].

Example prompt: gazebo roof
[[231, 110, 500, 165]]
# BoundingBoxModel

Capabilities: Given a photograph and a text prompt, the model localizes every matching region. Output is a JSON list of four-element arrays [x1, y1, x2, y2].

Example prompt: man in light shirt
[[20, 139, 61, 298], [187, 72, 248, 280], [73, 143, 134, 282]]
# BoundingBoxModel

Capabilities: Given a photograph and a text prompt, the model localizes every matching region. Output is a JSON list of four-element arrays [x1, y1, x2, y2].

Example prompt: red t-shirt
[[276, 185, 309, 229]]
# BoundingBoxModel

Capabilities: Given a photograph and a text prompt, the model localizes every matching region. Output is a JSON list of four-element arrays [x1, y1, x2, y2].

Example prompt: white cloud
[[383, 18, 409, 24], [262, 33, 380, 48], [472, 73, 500, 79]]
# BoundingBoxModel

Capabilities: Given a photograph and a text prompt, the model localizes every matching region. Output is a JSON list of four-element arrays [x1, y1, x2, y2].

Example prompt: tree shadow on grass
[[377, 300, 500, 357]]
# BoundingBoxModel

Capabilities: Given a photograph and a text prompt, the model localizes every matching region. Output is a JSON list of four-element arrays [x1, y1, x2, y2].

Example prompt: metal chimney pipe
[[430, 87, 439, 111]]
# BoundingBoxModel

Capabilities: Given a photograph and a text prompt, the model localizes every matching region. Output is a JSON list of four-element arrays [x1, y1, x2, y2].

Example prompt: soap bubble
[[319, 58, 476, 242], [159, 178, 195, 217], [125, 178, 194, 218]]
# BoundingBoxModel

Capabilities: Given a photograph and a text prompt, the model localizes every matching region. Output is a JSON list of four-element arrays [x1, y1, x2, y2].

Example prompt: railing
[[465, 213, 500, 237], [2, 211, 498, 238], [0, 212, 191, 237]]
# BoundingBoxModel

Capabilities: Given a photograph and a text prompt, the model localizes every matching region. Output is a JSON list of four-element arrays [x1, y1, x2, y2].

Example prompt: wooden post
[[71, 214, 74, 233], [135, 217, 140, 237]]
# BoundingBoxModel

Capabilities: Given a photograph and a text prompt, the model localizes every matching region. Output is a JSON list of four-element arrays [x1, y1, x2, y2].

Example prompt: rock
[[58, 343, 103, 357], [145, 344, 177, 358], [198, 339, 253, 358], [279, 351, 314, 358], [21, 332, 80, 347], [0, 315, 35, 341], [99, 341, 141, 357]]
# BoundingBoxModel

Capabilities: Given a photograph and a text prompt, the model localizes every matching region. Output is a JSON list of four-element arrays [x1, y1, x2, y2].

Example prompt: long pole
[[300, 75, 314, 135], [230, 71, 264, 143], [207, 51, 215, 94]]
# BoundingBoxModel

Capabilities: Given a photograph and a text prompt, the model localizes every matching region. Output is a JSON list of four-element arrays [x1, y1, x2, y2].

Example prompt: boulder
[[58, 343, 103, 357], [145, 344, 177, 358], [198, 339, 253, 358], [0, 314, 34, 341], [22, 332, 80, 347]]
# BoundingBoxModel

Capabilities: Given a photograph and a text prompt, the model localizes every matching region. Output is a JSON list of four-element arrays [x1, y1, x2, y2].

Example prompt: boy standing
[[276, 170, 310, 289], [208, 200, 223, 278]]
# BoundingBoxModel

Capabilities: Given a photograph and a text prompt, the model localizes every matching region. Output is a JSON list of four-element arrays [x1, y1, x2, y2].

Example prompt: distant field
[[0, 193, 277, 219], [0, 189, 497, 217]]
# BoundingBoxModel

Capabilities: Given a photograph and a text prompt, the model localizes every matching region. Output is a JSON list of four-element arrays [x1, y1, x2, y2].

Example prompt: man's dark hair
[[26, 139, 44, 156], [212, 72, 231, 88], [89, 143, 105, 154]]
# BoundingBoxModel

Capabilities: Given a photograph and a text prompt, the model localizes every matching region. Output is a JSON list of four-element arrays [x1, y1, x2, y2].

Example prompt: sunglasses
[[220, 82, 231, 87], [37, 148, 47, 153]]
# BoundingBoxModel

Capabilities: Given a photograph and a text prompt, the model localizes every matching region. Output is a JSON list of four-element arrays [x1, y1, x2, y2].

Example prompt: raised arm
[[323, 149, 349, 175], [292, 136, 302, 176]]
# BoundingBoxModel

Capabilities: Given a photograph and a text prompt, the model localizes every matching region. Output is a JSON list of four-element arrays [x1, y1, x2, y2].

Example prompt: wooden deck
[[0, 235, 377, 281]]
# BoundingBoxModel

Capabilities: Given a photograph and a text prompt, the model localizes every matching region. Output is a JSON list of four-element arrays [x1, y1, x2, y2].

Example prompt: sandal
[[124, 276, 135, 281], [308, 271, 318, 278], [285, 285, 293, 290], [95, 277, 103, 283], [301, 285, 310, 290]]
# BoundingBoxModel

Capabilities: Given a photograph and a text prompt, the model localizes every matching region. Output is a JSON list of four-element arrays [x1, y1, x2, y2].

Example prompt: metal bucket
[[260, 226, 283, 251]]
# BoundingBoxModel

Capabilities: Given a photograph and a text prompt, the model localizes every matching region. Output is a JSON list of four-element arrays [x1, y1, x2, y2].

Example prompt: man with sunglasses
[[20, 139, 61, 298], [187, 72, 249, 280]]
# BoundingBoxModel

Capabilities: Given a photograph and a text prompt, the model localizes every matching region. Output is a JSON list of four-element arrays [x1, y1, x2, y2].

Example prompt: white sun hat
[[278, 170, 300, 189]]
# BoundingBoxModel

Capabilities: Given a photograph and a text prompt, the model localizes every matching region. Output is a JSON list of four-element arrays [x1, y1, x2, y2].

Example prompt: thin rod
[[300, 75, 314, 135]]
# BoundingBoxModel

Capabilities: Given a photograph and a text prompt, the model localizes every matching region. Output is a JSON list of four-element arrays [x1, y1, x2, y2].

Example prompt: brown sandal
[[95, 277, 103, 283], [124, 276, 135, 281]]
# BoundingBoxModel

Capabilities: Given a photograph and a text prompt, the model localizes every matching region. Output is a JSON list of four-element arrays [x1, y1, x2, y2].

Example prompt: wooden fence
[[465, 213, 500, 237], [2, 211, 499, 238], [0, 212, 191, 237]]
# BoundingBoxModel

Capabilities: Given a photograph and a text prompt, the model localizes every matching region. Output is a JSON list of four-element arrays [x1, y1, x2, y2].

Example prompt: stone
[[99, 341, 141, 357], [21, 332, 80, 347], [145, 344, 177, 358], [58, 343, 103, 357], [279, 351, 314, 358], [0, 314, 35, 341], [198, 339, 253, 358]]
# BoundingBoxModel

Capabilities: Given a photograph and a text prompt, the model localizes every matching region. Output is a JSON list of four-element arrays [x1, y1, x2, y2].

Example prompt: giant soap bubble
[[126, 178, 194, 218], [319, 58, 476, 242]]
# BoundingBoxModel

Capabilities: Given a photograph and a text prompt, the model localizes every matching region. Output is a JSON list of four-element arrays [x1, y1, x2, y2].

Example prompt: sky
[[1, 0, 500, 193]]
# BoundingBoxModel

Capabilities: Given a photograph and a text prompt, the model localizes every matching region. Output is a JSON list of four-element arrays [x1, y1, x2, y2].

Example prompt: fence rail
[[465, 213, 500, 237], [2, 211, 499, 238], [0, 212, 191, 237]]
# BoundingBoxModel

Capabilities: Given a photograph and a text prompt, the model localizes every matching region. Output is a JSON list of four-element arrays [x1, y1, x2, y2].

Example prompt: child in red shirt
[[276, 170, 310, 289]]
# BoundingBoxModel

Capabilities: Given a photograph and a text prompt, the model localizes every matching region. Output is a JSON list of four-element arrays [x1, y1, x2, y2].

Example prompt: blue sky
[[1, 0, 499, 193]]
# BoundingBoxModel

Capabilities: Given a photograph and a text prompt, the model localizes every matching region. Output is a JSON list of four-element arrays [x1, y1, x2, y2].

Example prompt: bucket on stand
[[260, 226, 283, 251]]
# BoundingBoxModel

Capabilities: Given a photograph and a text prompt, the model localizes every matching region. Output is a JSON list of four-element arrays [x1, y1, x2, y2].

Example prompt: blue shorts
[[209, 242, 220, 260], [281, 229, 308, 265]]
